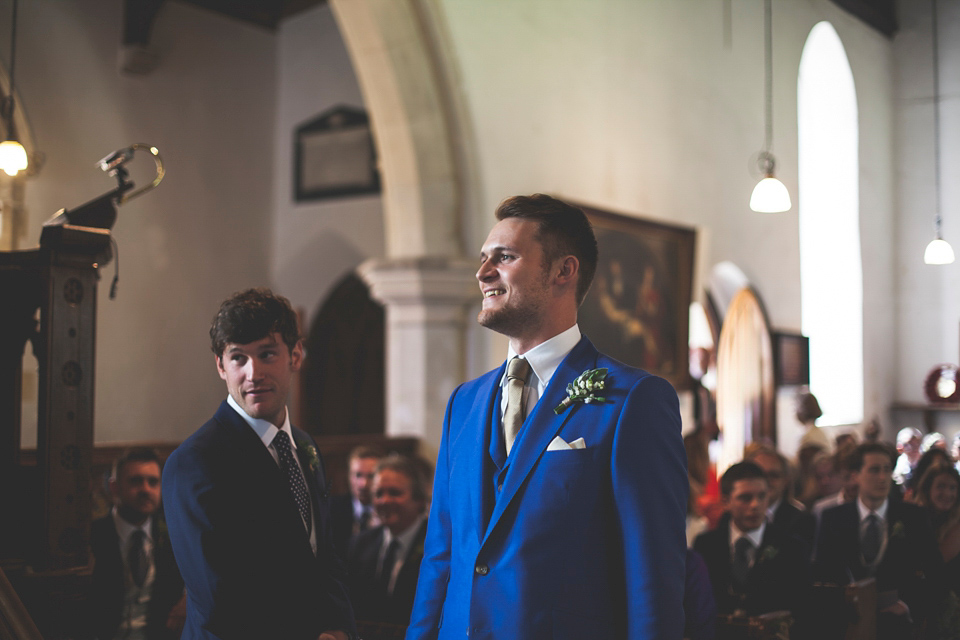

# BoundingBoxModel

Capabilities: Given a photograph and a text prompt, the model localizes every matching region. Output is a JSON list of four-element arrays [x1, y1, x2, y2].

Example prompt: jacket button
[[475, 563, 488, 575]]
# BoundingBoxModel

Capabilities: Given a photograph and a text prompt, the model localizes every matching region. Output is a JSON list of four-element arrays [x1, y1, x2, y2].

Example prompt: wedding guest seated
[[694, 462, 812, 623], [331, 445, 384, 557], [347, 454, 428, 626], [745, 444, 815, 545], [815, 442, 943, 640], [893, 427, 923, 490], [89, 448, 185, 640], [812, 447, 859, 519], [914, 464, 960, 637], [904, 446, 953, 502]]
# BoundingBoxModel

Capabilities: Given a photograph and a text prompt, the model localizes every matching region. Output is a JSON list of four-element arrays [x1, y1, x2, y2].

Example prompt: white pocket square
[[547, 436, 586, 451]]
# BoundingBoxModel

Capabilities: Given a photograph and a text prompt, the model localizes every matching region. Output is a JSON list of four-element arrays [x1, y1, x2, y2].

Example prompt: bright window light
[[798, 22, 863, 427]]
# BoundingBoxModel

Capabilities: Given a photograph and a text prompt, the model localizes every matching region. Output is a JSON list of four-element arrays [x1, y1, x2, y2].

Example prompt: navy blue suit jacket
[[406, 337, 687, 640], [163, 401, 355, 640]]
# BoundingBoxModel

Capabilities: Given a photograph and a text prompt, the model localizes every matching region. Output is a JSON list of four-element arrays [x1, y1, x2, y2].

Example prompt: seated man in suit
[[331, 446, 384, 558], [348, 454, 428, 627], [815, 442, 943, 640], [745, 444, 815, 546], [89, 447, 185, 640], [694, 461, 811, 623]]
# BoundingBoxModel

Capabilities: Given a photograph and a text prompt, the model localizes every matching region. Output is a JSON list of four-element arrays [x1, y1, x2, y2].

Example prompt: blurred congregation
[[2, 0, 960, 639]]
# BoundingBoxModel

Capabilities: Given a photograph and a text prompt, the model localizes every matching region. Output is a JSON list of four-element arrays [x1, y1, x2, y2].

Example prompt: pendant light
[[750, 0, 791, 213], [0, 0, 27, 177], [924, 0, 954, 264]]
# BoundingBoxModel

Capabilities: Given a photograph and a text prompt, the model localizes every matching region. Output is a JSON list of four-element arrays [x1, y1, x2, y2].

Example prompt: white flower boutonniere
[[554, 368, 609, 414]]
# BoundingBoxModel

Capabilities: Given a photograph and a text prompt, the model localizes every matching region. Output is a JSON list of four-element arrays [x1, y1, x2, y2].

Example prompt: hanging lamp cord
[[4, 0, 17, 134], [763, 0, 773, 155], [932, 0, 943, 237]]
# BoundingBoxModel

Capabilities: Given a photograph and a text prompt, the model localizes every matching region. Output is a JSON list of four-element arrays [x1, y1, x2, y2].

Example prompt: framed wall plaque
[[294, 105, 380, 201]]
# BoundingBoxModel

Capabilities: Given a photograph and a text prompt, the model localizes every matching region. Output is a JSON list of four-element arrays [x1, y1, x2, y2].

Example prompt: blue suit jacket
[[406, 337, 687, 640], [163, 401, 356, 640]]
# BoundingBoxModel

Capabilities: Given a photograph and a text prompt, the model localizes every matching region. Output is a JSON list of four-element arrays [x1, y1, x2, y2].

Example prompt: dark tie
[[357, 508, 372, 534], [504, 357, 531, 455], [731, 536, 753, 588], [272, 431, 312, 532], [378, 538, 401, 593], [128, 529, 148, 588], [862, 513, 882, 564]]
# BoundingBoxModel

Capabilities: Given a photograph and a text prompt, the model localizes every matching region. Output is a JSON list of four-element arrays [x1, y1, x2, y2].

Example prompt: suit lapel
[[460, 366, 504, 544], [483, 338, 598, 544]]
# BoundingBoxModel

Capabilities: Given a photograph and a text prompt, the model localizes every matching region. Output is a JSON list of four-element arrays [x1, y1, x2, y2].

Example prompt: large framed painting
[[575, 203, 696, 391]]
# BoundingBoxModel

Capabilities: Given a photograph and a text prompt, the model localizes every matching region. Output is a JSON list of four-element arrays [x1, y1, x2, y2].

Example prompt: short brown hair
[[495, 194, 598, 305], [210, 288, 300, 358], [720, 461, 767, 498], [376, 454, 428, 505], [112, 447, 161, 482]]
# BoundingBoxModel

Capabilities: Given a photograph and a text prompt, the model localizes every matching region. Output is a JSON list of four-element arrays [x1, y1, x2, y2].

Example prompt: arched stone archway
[[330, 0, 477, 448]]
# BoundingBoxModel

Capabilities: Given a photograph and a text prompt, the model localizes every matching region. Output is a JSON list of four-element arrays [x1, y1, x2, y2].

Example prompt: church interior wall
[[2, 0, 958, 448]]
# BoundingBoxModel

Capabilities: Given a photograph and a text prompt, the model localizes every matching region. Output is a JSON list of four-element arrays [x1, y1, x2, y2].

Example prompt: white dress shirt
[[227, 394, 318, 555], [111, 508, 154, 640], [498, 324, 581, 432], [378, 515, 426, 594]]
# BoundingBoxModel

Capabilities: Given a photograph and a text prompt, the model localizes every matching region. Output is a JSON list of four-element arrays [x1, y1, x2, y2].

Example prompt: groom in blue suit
[[406, 195, 687, 639]]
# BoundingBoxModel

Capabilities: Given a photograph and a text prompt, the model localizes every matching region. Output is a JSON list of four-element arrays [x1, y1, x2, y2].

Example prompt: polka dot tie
[[272, 430, 312, 532]]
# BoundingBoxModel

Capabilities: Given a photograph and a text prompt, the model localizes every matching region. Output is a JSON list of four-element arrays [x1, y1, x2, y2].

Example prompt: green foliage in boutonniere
[[554, 368, 609, 414], [890, 521, 906, 540], [758, 545, 779, 564], [294, 437, 321, 474], [153, 517, 170, 552]]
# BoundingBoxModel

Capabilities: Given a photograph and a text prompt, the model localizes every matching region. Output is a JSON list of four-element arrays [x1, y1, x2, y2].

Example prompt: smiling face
[[476, 218, 555, 346], [931, 473, 960, 513], [374, 469, 425, 536], [216, 332, 302, 427]]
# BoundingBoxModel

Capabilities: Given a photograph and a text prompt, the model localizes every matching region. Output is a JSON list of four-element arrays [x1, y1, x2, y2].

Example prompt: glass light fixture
[[0, 139, 26, 176], [750, 152, 791, 213], [924, 0, 954, 265], [1, 0, 26, 177], [750, 0, 790, 213]]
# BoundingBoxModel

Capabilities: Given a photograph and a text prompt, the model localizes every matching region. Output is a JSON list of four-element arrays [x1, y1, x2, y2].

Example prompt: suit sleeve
[[163, 443, 242, 638], [611, 374, 687, 640], [404, 388, 459, 640]]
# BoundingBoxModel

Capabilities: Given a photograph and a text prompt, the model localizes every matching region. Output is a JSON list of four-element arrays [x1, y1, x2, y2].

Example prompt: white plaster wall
[[893, 0, 960, 439], [433, 0, 898, 435], [5, 0, 276, 443], [272, 4, 384, 321]]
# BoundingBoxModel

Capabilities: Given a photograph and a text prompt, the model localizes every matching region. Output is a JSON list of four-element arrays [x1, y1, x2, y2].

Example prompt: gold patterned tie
[[504, 357, 531, 455]]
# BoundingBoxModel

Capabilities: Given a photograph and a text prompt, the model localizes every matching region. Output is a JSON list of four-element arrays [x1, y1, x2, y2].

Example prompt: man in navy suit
[[693, 462, 811, 624], [164, 289, 356, 640], [815, 442, 943, 640], [406, 194, 687, 640], [348, 454, 428, 626]]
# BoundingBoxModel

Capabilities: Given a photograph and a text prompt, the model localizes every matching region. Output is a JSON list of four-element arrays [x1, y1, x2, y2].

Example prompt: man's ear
[[290, 340, 304, 373], [554, 255, 580, 286], [215, 354, 227, 381]]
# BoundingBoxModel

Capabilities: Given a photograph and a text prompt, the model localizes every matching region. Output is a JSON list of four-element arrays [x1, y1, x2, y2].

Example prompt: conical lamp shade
[[924, 237, 955, 265], [0, 139, 27, 176], [750, 176, 791, 213]]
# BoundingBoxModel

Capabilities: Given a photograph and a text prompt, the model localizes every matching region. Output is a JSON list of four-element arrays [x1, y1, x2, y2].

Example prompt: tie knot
[[735, 536, 753, 554], [273, 431, 291, 451], [507, 357, 531, 382], [130, 529, 146, 545]]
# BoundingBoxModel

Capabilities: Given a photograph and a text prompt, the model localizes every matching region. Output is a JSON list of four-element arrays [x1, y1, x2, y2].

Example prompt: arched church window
[[798, 22, 863, 426]]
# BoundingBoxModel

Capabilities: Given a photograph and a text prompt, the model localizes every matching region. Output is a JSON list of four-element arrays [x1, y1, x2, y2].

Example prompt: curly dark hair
[[209, 288, 300, 358]]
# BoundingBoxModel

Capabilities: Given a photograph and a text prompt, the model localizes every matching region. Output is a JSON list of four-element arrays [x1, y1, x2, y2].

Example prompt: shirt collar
[[766, 497, 782, 521], [502, 324, 581, 390], [111, 506, 153, 547], [857, 497, 888, 522], [729, 519, 765, 549], [227, 394, 296, 450], [383, 514, 426, 553]]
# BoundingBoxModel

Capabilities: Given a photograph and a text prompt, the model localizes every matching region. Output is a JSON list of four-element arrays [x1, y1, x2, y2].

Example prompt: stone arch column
[[330, 0, 476, 449]]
